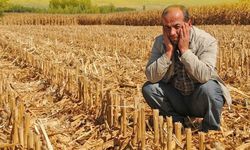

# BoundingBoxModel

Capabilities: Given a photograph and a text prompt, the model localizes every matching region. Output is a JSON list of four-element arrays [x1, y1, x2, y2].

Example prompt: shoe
[[184, 117, 203, 130]]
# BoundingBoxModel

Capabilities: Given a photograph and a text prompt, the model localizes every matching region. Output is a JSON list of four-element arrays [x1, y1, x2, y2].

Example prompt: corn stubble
[[0, 24, 249, 149]]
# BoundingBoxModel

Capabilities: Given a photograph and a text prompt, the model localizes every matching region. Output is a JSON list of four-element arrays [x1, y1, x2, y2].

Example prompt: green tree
[[0, 0, 8, 16], [49, 0, 92, 13], [99, 4, 115, 13], [49, 0, 61, 9], [48, 0, 134, 14]]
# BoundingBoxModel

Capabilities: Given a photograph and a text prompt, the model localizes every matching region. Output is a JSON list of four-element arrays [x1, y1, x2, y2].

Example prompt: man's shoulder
[[152, 35, 164, 49], [154, 34, 163, 42], [192, 26, 217, 43]]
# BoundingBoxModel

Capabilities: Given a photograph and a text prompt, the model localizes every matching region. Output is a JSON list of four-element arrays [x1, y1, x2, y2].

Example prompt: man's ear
[[187, 19, 192, 27]]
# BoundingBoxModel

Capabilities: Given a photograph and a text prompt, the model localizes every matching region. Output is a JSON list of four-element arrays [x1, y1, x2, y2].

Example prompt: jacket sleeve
[[145, 37, 172, 83], [180, 37, 217, 83]]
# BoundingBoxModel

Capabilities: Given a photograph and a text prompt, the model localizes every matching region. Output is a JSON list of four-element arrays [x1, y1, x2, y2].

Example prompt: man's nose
[[169, 28, 176, 36]]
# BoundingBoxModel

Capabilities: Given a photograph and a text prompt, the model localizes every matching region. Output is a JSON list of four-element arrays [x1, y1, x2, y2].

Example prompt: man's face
[[162, 8, 189, 45]]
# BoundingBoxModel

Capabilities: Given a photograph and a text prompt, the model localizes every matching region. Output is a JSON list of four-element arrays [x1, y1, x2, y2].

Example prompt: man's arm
[[178, 24, 217, 83], [145, 36, 173, 83], [180, 37, 217, 83]]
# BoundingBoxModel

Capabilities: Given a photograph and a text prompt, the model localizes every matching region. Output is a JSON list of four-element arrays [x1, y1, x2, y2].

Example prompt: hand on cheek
[[178, 23, 190, 55], [162, 27, 174, 59]]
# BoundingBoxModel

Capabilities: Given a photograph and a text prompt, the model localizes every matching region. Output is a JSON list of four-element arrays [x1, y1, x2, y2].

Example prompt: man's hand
[[178, 23, 191, 54], [163, 27, 174, 59]]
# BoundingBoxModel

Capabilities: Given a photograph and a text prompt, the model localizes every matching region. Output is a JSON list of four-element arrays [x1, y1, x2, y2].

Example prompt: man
[[142, 5, 231, 132]]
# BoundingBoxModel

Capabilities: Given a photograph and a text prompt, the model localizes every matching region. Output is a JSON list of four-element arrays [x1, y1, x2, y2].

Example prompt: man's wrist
[[179, 48, 188, 55], [180, 49, 191, 60], [166, 51, 173, 59]]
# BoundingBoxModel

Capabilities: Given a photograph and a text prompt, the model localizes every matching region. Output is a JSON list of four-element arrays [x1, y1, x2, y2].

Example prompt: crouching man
[[142, 5, 231, 132]]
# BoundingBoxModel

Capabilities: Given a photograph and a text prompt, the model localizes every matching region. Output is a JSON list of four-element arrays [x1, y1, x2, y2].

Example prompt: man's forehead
[[163, 7, 183, 16], [162, 18, 184, 27], [162, 8, 184, 22]]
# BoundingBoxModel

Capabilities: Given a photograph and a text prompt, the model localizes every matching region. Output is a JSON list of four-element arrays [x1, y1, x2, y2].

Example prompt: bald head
[[162, 5, 190, 22]]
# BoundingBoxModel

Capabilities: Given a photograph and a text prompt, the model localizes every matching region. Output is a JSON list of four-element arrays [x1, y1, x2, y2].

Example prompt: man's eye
[[175, 26, 181, 29], [164, 27, 171, 30]]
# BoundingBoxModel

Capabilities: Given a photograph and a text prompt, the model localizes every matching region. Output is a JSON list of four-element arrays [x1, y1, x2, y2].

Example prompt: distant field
[[92, 0, 240, 9], [9, 0, 49, 8], [9, 0, 240, 9]]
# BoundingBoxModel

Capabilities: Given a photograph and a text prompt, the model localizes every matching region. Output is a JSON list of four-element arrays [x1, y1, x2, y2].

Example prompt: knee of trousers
[[197, 80, 224, 105], [142, 81, 155, 98]]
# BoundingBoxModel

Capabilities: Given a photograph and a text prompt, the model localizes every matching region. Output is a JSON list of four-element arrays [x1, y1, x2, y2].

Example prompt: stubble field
[[0, 25, 249, 149]]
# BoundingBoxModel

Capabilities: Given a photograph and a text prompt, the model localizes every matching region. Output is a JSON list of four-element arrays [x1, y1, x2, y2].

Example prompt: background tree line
[[0, 0, 135, 14]]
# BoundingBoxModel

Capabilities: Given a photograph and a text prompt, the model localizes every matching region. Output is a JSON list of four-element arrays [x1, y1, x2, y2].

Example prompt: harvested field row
[[1, 25, 249, 88]]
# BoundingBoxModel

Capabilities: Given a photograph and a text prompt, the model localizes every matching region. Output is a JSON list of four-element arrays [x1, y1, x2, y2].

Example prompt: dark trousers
[[142, 80, 224, 132]]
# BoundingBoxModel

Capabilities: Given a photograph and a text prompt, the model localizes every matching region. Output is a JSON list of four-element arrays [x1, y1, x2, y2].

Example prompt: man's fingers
[[184, 23, 189, 37], [163, 29, 170, 42], [182, 24, 186, 37], [180, 28, 183, 39], [162, 27, 167, 44], [163, 27, 167, 37]]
